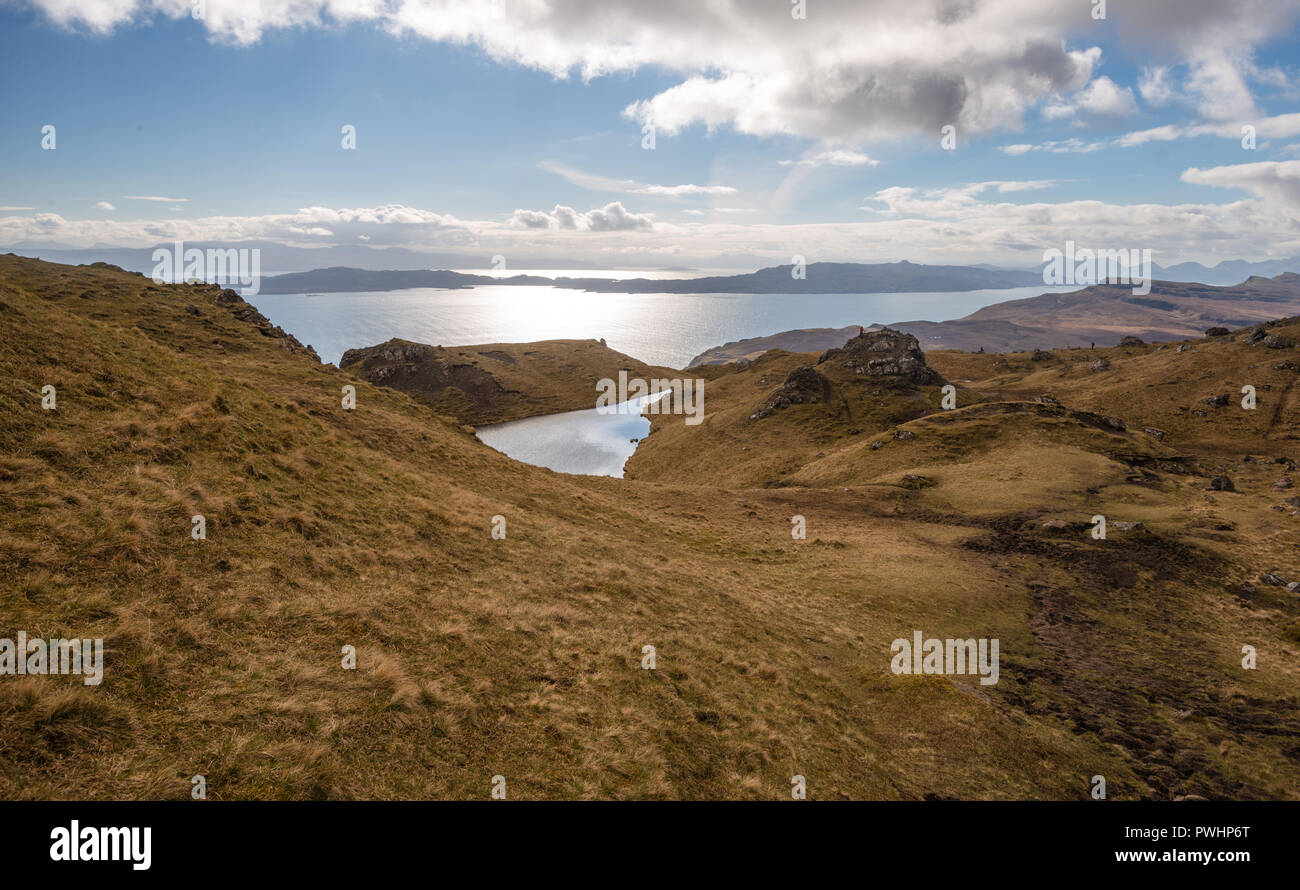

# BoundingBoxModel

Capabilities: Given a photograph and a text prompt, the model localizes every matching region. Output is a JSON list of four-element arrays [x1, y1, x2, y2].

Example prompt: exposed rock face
[[341, 338, 504, 412], [1089, 358, 1110, 372], [816, 327, 942, 385], [1204, 327, 1230, 337], [749, 366, 831, 420], [1074, 411, 1127, 433], [212, 287, 318, 360], [1117, 335, 1145, 347]]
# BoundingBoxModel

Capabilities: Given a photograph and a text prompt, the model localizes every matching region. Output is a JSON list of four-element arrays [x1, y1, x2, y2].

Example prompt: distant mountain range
[[689, 273, 1300, 362], [256, 261, 1048, 294], [1153, 257, 1300, 286], [8, 243, 1300, 290], [0, 242, 612, 276]]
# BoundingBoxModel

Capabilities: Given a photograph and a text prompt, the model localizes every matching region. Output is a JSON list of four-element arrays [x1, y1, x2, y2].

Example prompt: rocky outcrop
[[340, 338, 505, 412], [749, 366, 831, 419], [816, 327, 942, 385], [750, 328, 942, 421], [212, 288, 319, 361]]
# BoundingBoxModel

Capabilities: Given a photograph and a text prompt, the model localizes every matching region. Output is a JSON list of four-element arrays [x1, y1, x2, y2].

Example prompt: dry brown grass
[[0, 255, 1296, 800]]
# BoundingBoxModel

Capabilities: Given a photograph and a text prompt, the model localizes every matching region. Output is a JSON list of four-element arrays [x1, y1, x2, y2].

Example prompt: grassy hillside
[[1, 254, 1297, 800]]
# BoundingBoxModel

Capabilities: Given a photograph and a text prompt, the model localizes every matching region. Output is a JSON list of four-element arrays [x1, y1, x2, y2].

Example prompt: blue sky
[[1, 0, 1299, 267]]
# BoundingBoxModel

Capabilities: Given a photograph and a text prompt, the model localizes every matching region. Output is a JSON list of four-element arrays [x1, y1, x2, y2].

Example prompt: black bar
[[2, 801, 1286, 876]]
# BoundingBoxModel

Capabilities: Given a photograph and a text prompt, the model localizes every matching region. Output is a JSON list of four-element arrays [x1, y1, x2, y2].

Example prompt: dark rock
[[816, 327, 942, 385], [184, 303, 200, 316], [1075, 411, 1127, 433], [1031, 349, 1053, 362], [1117, 335, 1145, 347], [892, 429, 916, 441], [1204, 327, 1230, 337], [1144, 427, 1167, 441], [1033, 394, 1061, 407], [1261, 572, 1287, 587], [1263, 334, 1294, 349], [1206, 476, 1235, 491], [750, 366, 831, 419], [1203, 393, 1231, 407], [1089, 358, 1110, 372], [341, 339, 505, 415]]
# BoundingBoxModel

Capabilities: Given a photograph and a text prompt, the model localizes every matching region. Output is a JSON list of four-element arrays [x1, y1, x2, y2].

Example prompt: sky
[[1, 0, 1299, 269]]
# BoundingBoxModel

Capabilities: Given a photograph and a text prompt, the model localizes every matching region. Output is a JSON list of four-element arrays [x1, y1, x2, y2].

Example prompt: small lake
[[475, 392, 667, 478]]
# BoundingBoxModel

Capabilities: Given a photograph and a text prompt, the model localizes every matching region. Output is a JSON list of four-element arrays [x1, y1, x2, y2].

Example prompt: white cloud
[[1181, 160, 1300, 207], [4, 177, 1300, 268], [509, 201, 655, 232], [1076, 77, 1139, 117], [1115, 112, 1300, 148], [997, 138, 1104, 155], [867, 181, 1058, 218], [94, 201, 116, 211], [779, 149, 879, 168], [0, 203, 471, 249], [0, 205, 35, 211], [538, 160, 734, 197], [1186, 50, 1258, 122], [21, 0, 1299, 145], [124, 195, 190, 202], [1138, 67, 1174, 106], [1042, 76, 1139, 123]]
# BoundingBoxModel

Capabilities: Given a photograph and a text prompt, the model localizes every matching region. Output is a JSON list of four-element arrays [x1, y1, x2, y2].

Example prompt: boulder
[[1206, 476, 1235, 492]]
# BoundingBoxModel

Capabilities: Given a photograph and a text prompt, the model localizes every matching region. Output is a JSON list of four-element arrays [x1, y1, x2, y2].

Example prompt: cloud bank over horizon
[[8, 162, 1300, 267]]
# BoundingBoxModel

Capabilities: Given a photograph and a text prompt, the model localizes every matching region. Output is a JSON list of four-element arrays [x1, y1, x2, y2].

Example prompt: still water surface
[[474, 393, 668, 478], [251, 283, 1068, 369]]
